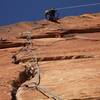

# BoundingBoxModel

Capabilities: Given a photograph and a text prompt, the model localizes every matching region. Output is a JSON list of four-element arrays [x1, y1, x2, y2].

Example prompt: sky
[[0, 0, 100, 26]]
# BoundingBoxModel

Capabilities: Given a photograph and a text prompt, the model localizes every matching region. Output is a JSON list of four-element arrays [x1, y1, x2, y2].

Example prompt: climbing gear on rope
[[12, 54, 20, 64]]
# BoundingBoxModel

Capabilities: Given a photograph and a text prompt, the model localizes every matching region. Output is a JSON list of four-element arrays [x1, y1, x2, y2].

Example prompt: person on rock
[[45, 8, 59, 21]]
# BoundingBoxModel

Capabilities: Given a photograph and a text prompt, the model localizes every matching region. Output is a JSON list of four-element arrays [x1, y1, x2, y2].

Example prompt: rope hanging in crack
[[26, 57, 62, 100], [12, 31, 34, 64], [56, 2, 100, 10], [15, 31, 62, 100]]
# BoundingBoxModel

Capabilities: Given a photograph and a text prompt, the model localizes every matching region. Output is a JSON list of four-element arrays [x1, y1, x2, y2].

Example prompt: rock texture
[[0, 13, 100, 100]]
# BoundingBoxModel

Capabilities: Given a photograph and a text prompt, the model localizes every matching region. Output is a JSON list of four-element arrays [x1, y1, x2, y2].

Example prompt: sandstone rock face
[[0, 13, 100, 100]]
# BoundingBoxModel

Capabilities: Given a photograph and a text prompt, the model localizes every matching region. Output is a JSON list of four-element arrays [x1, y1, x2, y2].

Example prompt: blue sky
[[0, 0, 100, 25]]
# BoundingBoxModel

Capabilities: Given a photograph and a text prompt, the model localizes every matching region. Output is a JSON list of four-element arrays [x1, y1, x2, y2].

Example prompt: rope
[[56, 2, 100, 10], [36, 86, 62, 100], [12, 31, 34, 63], [15, 32, 62, 100], [16, 55, 62, 100], [27, 58, 62, 100]]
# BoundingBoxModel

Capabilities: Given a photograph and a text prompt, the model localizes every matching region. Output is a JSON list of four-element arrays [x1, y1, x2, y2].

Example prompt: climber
[[45, 8, 59, 21]]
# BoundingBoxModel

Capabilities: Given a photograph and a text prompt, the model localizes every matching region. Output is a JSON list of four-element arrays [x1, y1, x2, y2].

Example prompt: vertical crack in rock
[[11, 65, 35, 100], [15, 58, 62, 100]]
